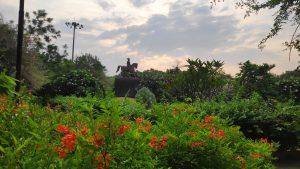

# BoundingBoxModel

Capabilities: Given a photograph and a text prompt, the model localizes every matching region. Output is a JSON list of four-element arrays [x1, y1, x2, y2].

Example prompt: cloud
[[138, 55, 189, 71], [100, 2, 240, 58], [0, 0, 298, 76], [129, 0, 156, 8], [96, 0, 115, 11]]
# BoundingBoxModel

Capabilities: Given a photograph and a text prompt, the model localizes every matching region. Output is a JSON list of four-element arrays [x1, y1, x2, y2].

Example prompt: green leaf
[[14, 137, 33, 154], [0, 145, 5, 153]]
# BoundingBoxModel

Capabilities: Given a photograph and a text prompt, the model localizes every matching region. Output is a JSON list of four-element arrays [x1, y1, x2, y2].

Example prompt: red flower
[[135, 117, 144, 123], [252, 153, 263, 159], [56, 124, 70, 134], [149, 136, 158, 148], [26, 112, 33, 117], [260, 138, 268, 143], [192, 141, 207, 147], [199, 123, 204, 128], [149, 136, 167, 150], [81, 127, 90, 137], [144, 126, 151, 132], [210, 127, 216, 139], [204, 116, 211, 123], [61, 133, 76, 152], [100, 123, 108, 128], [118, 124, 130, 135], [96, 151, 110, 169], [57, 147, 67, 159], [218, 129, 225, 140], [94, 133, 105, 148]]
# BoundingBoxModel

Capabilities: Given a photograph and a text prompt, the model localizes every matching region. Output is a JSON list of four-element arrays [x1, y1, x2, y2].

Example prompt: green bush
[[135, 87, 156, 108], [0, 96, 276, 169], [37, 70, 105, 98], [236, 61, 277, 99], [0, 71, 16, 96], [193, 93, 300, 150], [276, 77, 300, 103], [171, 59, 227, 101], [138, 69, 172, 102]]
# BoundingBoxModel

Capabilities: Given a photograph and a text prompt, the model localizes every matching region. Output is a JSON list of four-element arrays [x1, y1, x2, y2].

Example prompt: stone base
[[114, 77, 140, 98]]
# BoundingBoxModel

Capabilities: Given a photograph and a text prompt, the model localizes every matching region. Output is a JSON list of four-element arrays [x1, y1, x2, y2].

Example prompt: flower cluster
[[149, 136, 168, 150], [94, 133, 105, 148], [209, 127, 225, 140], [55, 124, 76, 159], [95, 151, 110, 169], [118, 124, 130, 135]]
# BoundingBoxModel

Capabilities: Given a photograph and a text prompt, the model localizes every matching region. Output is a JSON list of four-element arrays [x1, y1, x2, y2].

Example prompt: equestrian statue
[[116, 58, 138, 77]]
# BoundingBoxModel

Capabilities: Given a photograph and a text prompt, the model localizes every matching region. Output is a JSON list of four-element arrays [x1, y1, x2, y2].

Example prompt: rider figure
[[127, 58, 131, 68]]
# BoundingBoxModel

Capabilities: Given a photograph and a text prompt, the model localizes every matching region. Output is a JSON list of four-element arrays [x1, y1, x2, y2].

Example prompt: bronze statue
[[116, 58, 138, 77]]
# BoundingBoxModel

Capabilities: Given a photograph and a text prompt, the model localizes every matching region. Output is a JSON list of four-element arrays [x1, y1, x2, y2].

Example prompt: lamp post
[[15, 0, 25, 92], [65, 21, 83, 62]]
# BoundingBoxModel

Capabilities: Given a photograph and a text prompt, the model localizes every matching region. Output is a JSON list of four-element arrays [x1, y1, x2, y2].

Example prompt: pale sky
[[0, 0, 299, 76]]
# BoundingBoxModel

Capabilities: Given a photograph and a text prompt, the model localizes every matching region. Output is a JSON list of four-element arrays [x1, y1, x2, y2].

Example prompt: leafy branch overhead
[[214, 0, 300, 59]]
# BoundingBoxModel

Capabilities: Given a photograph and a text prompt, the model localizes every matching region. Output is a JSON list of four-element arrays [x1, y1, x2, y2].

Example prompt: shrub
[[135, 87, 156, 108], [37, 70, 105, 98], [193, 93, 300, 150], [276, 77, 300, 103], [0, 71, 16, 95], [236, 61, 277, 99], [0, 96, 277, 169], [138, 69, 172, 102], [171, 59, 227, 101]]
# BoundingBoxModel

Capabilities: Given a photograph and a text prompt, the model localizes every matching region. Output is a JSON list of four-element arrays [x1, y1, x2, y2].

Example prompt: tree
[[25, 10, 60, 50], [0, 10, 64, 89], [236, 60, 276, 99], [0, 16, 17, 74], [171, 59, 227, 100], [75, 53, 106, 79]]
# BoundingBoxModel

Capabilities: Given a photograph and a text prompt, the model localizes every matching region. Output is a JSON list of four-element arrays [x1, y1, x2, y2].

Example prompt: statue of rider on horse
[[116, 58, 138, 77]]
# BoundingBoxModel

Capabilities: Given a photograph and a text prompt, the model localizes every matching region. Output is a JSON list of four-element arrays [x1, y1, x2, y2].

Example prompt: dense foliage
[[194, 93, 300, 150], [135, 87, 156, 108], [0, 94, 277, 168], [37, 70, 105, 98]]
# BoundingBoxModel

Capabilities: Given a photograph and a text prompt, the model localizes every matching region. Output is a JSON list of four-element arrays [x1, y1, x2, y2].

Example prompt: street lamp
[[15, 0, 25, 92], [65, 21, 83, 62]]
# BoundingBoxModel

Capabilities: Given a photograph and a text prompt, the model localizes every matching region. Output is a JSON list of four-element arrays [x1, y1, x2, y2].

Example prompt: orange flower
[[94, 133, 105, 148], [81, 127, 90, 137], [61, 133, 76, 152], [57, 147, 67, 159], [252, 153, 263, 159], [26, 112, 33, 117], [218, 129, 225, 140], [118, 124, 130, 135], [204, 116, 211, 123], [192, 141, 207, 147], [149, 136, 158, 148], [149, 136, 167, 150], [210, 127, 216, 139], [135, 117, 144, 123], [260, 138, 268, 143], [199, 122, 204, 128], [100, 123, 108, 128], [96, 151, 110, 169], [144, 126, 151, 132], [56, 124, 70, 134]]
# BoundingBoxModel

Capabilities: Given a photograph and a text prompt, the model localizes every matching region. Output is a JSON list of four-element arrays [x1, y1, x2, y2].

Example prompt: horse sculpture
[[116, 63, 138, 77]]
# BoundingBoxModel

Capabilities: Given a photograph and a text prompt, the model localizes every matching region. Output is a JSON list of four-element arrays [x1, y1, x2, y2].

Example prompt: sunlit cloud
[[0, 0, 299, 76]]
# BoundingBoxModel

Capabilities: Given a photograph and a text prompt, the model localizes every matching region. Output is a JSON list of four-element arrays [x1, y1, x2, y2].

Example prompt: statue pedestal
[[114, 76, 140, 98]]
